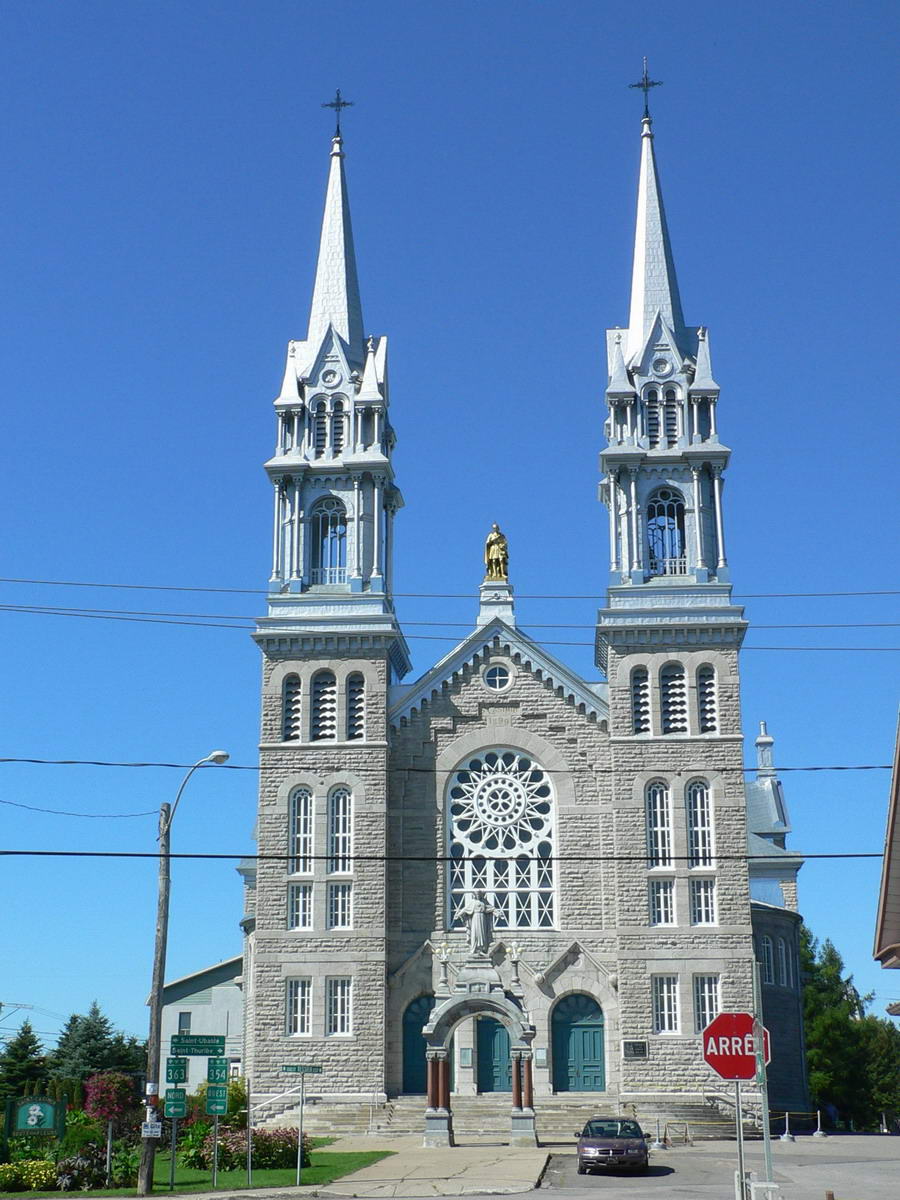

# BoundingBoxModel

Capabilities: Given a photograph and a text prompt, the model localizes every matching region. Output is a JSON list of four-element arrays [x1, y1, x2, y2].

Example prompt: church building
[[239, 99, 808, 1137]]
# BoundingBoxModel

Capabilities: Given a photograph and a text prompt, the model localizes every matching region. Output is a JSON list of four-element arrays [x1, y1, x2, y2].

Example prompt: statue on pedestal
[[460, 889, 497, 956], [484, 524, 509, 582]]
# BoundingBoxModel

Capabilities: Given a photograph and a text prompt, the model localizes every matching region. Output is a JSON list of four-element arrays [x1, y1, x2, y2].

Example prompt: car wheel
[[636, 1159, 649, 1173], [577, 1163, 587, 1175]]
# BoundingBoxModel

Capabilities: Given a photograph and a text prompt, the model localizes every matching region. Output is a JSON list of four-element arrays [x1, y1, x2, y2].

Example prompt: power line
[[0, 575, 898, 602], [0, 797, 158, 818], [0, 756, 890, 774], [0, 849, 884, 862]]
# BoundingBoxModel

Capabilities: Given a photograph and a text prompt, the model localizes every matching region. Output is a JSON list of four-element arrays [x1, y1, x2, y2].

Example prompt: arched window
[[646, 780, 672, 867], [645, 388, 660, 448], [760, 935, 774, 984], [328, 786, 352, 873], [311, 670, 338, 740], [647, 488, 686, 576], [631, 666, 650, 733], [346, 672, 365, 740], [447, 749, 555, 930], [282, 674, 301, 741], [313, 401, 328, 458], [664, 388, 679, 447], [288, 786, 313, 874], [331, 400, 346, 455], [310, 498, 347, 584], [686, 780, 714, 867], [777, 937, 788, 986], [697, 666, 718, 733], [660, 663, 688, 733]]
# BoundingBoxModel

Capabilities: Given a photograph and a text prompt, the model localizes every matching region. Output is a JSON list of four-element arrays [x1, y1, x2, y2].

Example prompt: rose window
[[448, 749, 556, 930]]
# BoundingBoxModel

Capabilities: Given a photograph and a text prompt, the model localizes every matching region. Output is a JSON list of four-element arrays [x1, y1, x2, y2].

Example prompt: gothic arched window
[[282, 673, 302, 741], [288, 786, 313, 874], [647, 488, 686, 576], [310, 497, 347, 584], [645, 780, 672, 867], [660, 662, 688, 733], [760, 935, 775, 984], [327, 786, 353, 873], [310, 669, 337, 740], [645, 388, 660, 448], [631, 666, 650, 734], [447, 749, 555, 930], [346, 672, 365, 740], [697, 665, 718, 732]]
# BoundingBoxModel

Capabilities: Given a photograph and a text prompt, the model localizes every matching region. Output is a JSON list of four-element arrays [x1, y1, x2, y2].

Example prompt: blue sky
[[1, 0, 898, 1050]]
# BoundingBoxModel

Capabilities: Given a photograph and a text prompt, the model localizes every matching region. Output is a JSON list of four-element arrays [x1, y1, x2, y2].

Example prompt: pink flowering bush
[[196, 1126, 310, 1170]]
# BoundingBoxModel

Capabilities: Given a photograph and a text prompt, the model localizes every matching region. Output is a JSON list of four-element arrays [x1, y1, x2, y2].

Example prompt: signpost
[[163, 1090, 186, 1192], [703, 1012, 771, 1199], [203, 1054, 230, 1186], [281, 1066, 323, 1184]]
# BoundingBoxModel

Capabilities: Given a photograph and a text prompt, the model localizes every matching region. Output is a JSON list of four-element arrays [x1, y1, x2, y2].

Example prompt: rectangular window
[[327, 882, 353, 929], [328, 789, 352, 873], [651, 975, 679, 1034], [177, 1011, 191, 1034], [649, 879, 675, 926], [690, 878, 717, 925], [646, 783, 672, 867], [693, 974, 720, 1033], [687, 782, 714, 867], [288, 788, 314, 874], [286, 978, 311, 1036], [326, 977, 352, 1036], [288, 882, 313, 930]]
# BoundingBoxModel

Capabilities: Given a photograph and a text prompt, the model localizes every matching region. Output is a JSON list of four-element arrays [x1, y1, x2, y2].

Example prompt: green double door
[[552, 994, 605, 1091], [476, 1017, 511, 1093]]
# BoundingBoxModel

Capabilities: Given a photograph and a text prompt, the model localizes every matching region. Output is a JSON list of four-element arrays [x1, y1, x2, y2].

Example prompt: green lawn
[[0, 1146, 394, 1197]]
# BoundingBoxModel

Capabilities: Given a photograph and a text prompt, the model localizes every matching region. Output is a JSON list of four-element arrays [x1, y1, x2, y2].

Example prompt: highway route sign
[[166, 1057, 188, 1084]]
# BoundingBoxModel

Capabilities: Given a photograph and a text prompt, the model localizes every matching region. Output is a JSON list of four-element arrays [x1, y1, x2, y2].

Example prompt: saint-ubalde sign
[[702, 1011, 770, 1081]]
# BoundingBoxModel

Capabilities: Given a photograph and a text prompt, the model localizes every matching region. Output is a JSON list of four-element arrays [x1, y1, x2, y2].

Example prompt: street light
[[137, 750, 230, 1196]]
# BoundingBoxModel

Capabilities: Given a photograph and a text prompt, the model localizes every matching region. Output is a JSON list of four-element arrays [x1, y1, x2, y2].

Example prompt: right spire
[[626, 105, 686, 361]]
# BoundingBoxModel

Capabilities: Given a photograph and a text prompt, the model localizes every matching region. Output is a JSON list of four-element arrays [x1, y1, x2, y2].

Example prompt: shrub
[[178, 1120, 212, 1169], [18, 1160, 58, 1189], [56, 1143, 106, 1191], [57, 1109, 105, 1159], [192, 1126, 310, 1171], [6, 1137, 54, 1164], [0, 1163, 23, 1191], [110, 1140, 139, 1187]]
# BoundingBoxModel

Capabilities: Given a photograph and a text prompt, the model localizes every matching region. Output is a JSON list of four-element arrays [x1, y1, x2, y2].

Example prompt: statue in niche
[[460, 889, 498, 956], [484, 524, 509, 582]]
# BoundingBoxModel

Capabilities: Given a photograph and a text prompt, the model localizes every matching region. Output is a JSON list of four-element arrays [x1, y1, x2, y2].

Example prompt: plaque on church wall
[[622, 1041, 649, 1059]]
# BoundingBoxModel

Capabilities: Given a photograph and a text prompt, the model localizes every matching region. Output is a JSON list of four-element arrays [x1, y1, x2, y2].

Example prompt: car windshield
[[583, 1120, 643, 1138]]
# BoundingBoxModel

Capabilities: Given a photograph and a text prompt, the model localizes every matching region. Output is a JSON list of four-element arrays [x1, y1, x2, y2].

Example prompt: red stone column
[[511, 1053, 522, 1110], [522, 1055, 534, 1110], [426, 1055, 437, 1108], [438, 1054, 450, 1110]]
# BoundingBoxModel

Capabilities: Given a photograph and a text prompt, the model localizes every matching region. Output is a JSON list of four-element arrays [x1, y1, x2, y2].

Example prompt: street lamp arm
[[163, 751, 230, 837]]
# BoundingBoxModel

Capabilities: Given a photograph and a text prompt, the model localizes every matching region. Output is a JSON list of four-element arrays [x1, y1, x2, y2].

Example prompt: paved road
[[538, 1134, 900, 1200]]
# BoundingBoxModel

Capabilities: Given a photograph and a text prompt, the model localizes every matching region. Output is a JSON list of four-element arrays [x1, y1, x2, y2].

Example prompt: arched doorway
[[403, 995, 435, 1094], [476, 1016, 511, 1093], [552, 993, 605, 1092]]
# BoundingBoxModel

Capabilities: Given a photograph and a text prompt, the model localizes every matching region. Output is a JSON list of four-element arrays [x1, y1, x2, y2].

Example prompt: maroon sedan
[[575, 1117, 649, 1174]]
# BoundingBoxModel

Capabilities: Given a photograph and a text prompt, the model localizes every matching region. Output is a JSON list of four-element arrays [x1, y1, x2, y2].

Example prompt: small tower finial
[[322, 88, 354, 137], [628, 56, 663, 120]]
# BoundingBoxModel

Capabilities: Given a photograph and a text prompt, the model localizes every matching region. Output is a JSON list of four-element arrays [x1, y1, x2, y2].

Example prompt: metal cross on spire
[[629, 57, 663, 119], [322, 88, 354, 136]]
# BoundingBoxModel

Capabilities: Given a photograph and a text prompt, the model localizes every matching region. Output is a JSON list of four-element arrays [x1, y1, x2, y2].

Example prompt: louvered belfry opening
[[697, 666, 718, 732], [660, 662, 688, 733], [631, 666, 650, 733], [282, 673, 302, 740], [346, 672, 365, 740], [311, 669, 338, 740]]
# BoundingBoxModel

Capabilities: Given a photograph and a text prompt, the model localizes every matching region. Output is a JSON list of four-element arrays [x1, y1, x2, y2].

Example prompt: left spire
[[306, 92, 364, 359]]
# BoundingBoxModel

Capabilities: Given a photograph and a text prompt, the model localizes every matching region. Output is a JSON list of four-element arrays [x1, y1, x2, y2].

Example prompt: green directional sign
[[207, 1057, 228, 1084], [205, 1085, 228, 1116], [166, 1057, 188, 1084], [164, 1088, 187, 1118], [281, 1064, 323, 1074], [171, 1035, 226, 1056]]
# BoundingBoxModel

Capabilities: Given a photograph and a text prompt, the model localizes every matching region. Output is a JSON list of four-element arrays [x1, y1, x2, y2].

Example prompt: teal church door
[[476, 1017, 511, 1092], [552, 994, 605, 1092], [402, 995, 435, 1094]]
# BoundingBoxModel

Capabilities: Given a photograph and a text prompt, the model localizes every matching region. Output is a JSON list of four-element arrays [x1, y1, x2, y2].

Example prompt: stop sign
[[702, 1012, 771, 1080]]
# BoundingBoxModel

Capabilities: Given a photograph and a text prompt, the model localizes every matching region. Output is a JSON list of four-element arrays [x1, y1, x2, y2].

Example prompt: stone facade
[[241, 110, 809, 1122]]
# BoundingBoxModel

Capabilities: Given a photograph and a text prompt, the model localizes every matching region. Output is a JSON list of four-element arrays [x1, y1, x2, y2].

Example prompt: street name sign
[[207, 1057, 228, 1084], [171, 1034, 226, 1055], [281, 1064, 323, 1074], [702, 1012, 771, 1081], [164, 1088, 187, 1118], [166, 1057, 188, 1084]]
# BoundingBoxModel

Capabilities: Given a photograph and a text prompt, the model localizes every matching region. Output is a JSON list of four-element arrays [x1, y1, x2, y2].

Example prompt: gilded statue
[[484, 523, 509, 582]]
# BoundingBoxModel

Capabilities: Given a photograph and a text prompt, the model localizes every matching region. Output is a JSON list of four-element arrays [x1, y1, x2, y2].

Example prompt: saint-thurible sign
[[170, 1035, 226, 1056]]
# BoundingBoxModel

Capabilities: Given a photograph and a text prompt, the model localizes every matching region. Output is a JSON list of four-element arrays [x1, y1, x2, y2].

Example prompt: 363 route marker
[[702, 1011, 770, 1081]]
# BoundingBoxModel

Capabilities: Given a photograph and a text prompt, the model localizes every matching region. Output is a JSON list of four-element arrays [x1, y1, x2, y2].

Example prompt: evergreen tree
[[48, 1002, 145, 1081], [0, 1020, 46, 1103]]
